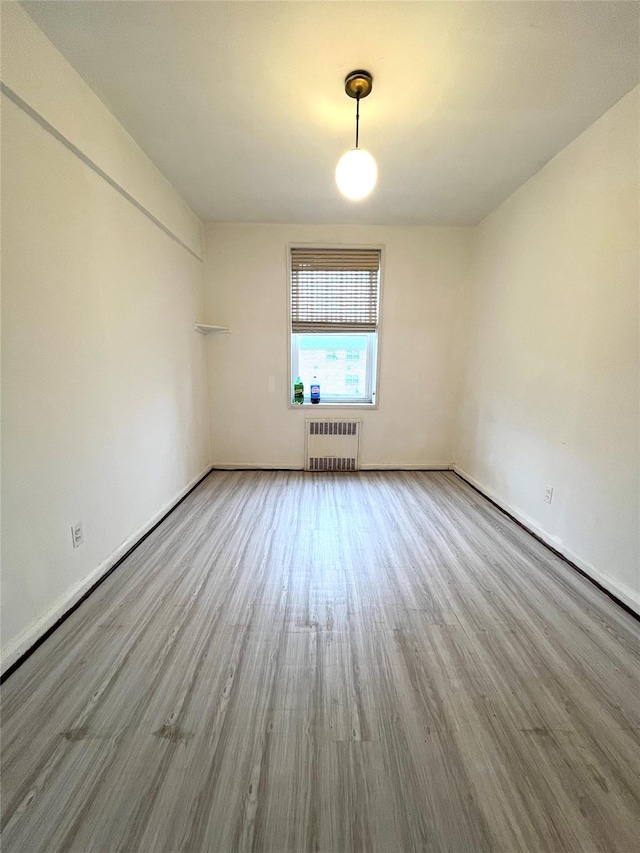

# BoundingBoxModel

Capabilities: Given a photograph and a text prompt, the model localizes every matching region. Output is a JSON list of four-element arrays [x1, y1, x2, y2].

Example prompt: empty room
[[1, 1, 639, 851]]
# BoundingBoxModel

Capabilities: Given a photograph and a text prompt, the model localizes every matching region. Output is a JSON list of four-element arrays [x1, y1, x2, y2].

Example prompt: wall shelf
[[193, 323, 230, 335]]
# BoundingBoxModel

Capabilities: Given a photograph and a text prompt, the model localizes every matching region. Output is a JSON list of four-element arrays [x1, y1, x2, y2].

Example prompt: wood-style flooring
[[1, 470, 639, 852]]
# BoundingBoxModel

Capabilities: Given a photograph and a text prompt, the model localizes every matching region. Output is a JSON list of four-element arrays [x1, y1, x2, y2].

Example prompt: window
[[290, 248, 380, 404]]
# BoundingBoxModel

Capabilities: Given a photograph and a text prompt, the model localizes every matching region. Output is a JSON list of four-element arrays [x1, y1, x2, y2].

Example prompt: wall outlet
[[71, 522, 84, 548], [543, 485, 553, 504]]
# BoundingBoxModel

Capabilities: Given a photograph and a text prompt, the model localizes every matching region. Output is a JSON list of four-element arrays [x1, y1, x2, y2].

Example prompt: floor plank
[[1, 470, 639, 852]]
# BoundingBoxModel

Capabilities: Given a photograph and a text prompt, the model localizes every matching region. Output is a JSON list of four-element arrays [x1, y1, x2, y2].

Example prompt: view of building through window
[[295, 334, 370, 401]]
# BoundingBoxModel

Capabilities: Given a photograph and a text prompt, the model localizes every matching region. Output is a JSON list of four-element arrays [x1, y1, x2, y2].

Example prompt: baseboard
[[360, 462, 453, 471], [210, 463, 302, 470], [1, 464, 213, 678], [452, 465, 640, 616], [210, 462, 453, 471]]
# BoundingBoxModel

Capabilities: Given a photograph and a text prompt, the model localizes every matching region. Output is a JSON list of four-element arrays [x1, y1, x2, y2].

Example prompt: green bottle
[[293, 376, 304, 405]]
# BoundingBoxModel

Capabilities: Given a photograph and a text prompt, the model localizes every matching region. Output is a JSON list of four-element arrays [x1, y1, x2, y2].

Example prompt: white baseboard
[[210, 463, 302, 470], [453, 465, 640, 615], [360, 462, 453, 471], [210, 462, 453, 471], [1, 464, 213, 676]]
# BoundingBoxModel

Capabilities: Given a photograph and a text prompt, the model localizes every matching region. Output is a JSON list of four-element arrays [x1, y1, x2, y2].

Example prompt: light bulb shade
[[335, 148, 377, 200]]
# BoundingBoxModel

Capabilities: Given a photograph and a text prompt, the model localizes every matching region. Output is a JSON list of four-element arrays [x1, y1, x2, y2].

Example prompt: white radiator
[[305, 419, 361, 472]]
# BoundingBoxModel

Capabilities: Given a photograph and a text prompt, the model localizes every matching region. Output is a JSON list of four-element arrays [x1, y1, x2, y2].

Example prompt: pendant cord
[[355, 94, 360, 148]]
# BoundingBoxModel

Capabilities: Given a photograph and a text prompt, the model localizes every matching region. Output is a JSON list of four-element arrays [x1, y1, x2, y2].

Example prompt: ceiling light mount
[[344, 70, 373, 100]]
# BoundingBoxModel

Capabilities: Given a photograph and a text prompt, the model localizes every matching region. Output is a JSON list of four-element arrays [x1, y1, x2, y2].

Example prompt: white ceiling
[[21, 1, 640, 226]]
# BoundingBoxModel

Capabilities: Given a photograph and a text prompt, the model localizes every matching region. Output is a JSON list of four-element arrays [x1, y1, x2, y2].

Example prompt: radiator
[[305, 419, 361, 472]]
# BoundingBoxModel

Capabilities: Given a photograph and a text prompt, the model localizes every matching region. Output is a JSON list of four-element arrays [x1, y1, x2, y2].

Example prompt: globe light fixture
[[336, 70, 377, 201]]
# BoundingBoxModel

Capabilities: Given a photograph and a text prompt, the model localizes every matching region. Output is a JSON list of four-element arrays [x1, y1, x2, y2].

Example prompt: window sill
[[288, 402, 378, 410]]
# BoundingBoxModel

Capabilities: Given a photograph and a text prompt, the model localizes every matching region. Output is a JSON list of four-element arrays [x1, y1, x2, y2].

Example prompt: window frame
[[287, 243, 383, 409]]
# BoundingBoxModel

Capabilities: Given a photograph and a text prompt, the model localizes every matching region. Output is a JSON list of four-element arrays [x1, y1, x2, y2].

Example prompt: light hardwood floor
[[1, 471, 639, 852]]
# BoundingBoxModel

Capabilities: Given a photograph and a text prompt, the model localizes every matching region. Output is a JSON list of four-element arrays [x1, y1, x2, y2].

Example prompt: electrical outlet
[[543, 485, 553, 504], [71, 522, 84, 548]]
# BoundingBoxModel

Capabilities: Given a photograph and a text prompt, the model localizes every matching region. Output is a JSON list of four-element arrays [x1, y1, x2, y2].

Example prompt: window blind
[[291, 248, 380, 333]]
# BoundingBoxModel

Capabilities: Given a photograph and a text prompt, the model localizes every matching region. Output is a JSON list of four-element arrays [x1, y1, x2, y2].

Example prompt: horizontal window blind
[[291, 248, 380, 333]]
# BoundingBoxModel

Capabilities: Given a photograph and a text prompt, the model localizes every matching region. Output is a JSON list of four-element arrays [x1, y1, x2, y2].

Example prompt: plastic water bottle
[[293, 376, 304, 405], [310, 375, 321, 404]]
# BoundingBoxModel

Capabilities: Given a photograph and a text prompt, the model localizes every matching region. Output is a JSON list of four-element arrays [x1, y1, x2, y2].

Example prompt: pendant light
[[335, 70, 377, 201]]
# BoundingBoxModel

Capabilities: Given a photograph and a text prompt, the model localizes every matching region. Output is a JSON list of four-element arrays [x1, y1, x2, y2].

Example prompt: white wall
[[1, 5, 210, 671], [1, 2, 202, 259], [455, 87, 640, 611], [204, 224, 472, 469]]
